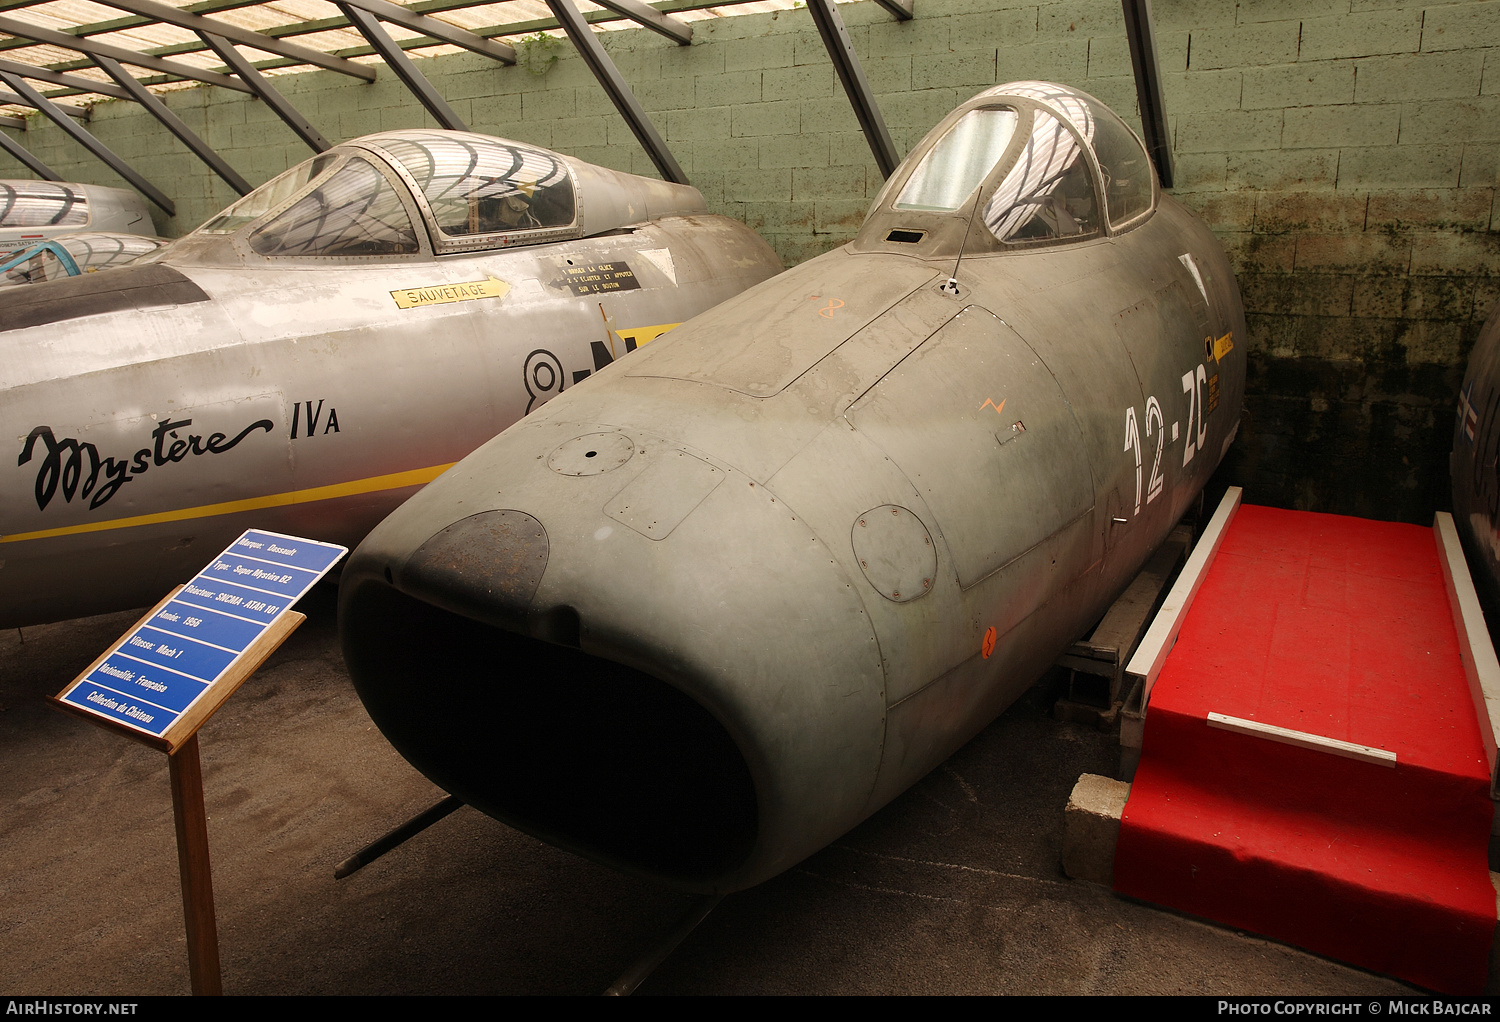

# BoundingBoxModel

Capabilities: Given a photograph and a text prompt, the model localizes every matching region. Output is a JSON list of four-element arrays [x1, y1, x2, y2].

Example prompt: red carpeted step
[[1114, 505, 1496, 993]]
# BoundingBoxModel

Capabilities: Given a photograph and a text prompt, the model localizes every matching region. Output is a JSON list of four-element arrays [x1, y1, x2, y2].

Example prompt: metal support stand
[[334, 794, 465, 879], [603, 894, 720, 996]]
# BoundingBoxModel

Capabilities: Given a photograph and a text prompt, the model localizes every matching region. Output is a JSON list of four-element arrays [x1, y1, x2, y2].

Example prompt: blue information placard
[[57, 530, 346, 739]]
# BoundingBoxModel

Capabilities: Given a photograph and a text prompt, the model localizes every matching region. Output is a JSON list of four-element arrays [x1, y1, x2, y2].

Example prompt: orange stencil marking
[[807, 295, 845, 318], [982, 626, 997, 659], [979, 398, 1006, 416]]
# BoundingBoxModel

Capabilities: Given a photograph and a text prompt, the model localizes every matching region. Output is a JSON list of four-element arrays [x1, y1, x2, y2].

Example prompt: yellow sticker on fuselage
[[1213, 331, 1234, 362], [614, 323, 679, 350], [392, 276, 509, 310]]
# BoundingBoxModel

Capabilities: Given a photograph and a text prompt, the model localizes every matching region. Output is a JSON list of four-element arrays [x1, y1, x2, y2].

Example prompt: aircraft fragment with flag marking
[[0, 130, 781, 627]]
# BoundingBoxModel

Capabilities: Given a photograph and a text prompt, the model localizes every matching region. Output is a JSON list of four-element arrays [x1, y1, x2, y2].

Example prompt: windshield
[[377, 133, 576, 237], [982, 108, 1099, 243], [894, 108, 1018, 213], [248, 156, 420, 258], [198, 153, 339, 234], [0, 182, 88, 229]]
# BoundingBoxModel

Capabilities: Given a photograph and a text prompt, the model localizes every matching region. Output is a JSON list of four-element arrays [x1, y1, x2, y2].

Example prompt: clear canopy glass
[[894, 108, 1018, 214], [248, 156, 420, 258], [0, 182, 88, 229]]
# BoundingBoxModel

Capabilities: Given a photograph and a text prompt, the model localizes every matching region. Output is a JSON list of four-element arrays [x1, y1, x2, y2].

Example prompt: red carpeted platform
[[1114, 504, 1496, 993]]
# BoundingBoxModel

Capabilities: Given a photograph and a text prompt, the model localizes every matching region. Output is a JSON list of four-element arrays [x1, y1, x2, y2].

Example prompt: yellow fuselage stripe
[[1, 463, 454, 544]]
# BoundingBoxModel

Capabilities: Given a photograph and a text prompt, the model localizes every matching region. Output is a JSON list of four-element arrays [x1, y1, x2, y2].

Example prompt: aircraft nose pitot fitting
[[339, 423, 888, 893]]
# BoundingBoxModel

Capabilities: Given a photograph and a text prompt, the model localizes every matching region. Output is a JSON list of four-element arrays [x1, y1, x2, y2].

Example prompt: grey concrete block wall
[[2, 0, 1497, 524]]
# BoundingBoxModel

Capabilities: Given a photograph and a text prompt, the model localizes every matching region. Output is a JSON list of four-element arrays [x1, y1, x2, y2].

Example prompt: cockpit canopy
[[856, 81, 1157, 255], [179, 131, 705, 263]]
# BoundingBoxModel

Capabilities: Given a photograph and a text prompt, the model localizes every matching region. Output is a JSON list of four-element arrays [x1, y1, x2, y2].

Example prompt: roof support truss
[[94, 53, 251, 195], [0, 57, 132, 101], [589, 0, 692, 46], [805, 0, 898, 179], [91, 0, 376, 81], [545, 0, 687, 186], [0, 13, 252, 93], [1121, 0, 1173, 189], [0, 129, 59, 178], [336, 3, 468, 131], [0, 70, 173, 214], [335, 0, 516, 63], [197, 32, 331, 153]]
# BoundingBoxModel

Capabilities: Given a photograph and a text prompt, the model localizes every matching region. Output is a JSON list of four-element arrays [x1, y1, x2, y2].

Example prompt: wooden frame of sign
[[46, 584, 306, 996]]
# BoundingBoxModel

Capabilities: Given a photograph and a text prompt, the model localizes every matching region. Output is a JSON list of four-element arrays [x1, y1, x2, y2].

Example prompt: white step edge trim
[[1206, 711, 1397, 767], [1125, 485, 1243, 709], [1433, 511, 1500, 799]]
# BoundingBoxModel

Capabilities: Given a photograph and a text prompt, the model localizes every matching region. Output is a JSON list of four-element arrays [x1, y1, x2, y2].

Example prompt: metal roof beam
[[0, 14, 253, 93], [588, 0, 691, 46], [1122, 0, 1173, 189], [94, 53, 251, 195], [0, 56, 133, 101], [0, 88, 85, 117], [196, 32, 331, 153], [335, 3, 467, 130], [335, 0, 515, 63], [0, 112, 24, 129], [0, 128, 59, 176], [89, 0, 377, 82], [0, 70, 173, 214], [545, 0, 686, 186], [871, 0, 913, 21], [805, 0, 898, 179]]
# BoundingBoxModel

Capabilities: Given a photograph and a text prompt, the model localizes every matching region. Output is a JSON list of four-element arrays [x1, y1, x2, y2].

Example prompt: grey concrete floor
[[0, 585, 1451, 995]]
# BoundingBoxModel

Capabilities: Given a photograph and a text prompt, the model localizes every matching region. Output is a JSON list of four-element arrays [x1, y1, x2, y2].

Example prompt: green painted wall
[[3, 0, 1498, 523]]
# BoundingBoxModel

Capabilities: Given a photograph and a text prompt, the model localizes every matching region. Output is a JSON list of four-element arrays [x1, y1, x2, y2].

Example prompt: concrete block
[[661, 39, 725, 79], [799, 96, 862, 135], [864, 54, 913, 95], [1352, 275, 1477, 322], [1399, 98, 1500, 145], [725, 167, 793, 203], [866, 18, 953, 59], [1475, 278, 1500, 323], [1366, 188, 1494, 233], [691, 136, 760, 171], [1296, 232, 1411, 275], [1461, 145, 1500, 188], [995, 37, 1090, 81], [1393, 318, 1467, 365], [1242, 63, 1355, 111], [521, 88, 575, 121], [632, 76, 695, 112], [1234, 0, 1350, 22], [1423, 1, 1500, 54], [1037, 0, 1122, 38], [1226, 147, 1342, 191], [696, 70, 763, 109], [1338, 145, 1463, 189], [1061, 773, 1128, 885], [1085, 36, 1134, 78], [549, 115, 610, 150], [1150, 0, 1236, 31], [1256, 190, 1369, 234], [1178, 190, 1256, 233], [1176, 109, 1283, 153], [724, 34, 794, 73], [1240, 271, 1356, 318], [1300, 9, 1423, 61], [911, 47, 998, 91], [879, 88, 963, 130], [759, 132, 830, 169], [1220, 231, 1297, 274], [731, 101, 799, 138], [1172, 152, 1228, 190], [1283, 104, 1398, 149], [761, 65, 838, 103], [1410, 233, 1500, 277], [792, 164, 870, 200], [666, 106, 730, 142], [1354, 51, 1486, 105], [1189, 22, 1300, 71], [813, 198, 869, 235], [948, 8, 1039, 50], [738, 198, 817, 235], [829, 130, 884, 168], [771, 231, 842, 269]]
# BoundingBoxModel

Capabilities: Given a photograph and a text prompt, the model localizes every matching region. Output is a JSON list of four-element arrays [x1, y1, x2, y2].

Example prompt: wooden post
[[169, 733, 222, 996]]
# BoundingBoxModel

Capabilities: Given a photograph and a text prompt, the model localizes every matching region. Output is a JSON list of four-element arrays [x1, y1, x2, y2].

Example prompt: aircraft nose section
[[396, 509, 548, 631]]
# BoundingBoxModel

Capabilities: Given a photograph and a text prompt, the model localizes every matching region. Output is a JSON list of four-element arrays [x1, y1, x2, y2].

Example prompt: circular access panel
[[547, 432, 636, 476], [851, 504, 937, 603]]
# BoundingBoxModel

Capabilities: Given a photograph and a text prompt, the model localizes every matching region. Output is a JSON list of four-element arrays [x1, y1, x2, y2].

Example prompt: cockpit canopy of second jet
[[853, 81, 1158, 258], [157, 130, 707, 266]]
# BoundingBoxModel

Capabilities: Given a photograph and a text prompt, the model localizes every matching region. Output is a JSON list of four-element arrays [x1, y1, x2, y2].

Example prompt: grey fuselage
[[0, 132, 781, 627], [1452, 300, 1500, 616], [339, 84, 1248, 893]]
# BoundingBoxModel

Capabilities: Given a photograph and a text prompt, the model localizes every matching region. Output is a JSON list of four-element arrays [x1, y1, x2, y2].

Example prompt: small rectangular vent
[[886, 229, 924, 243]]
